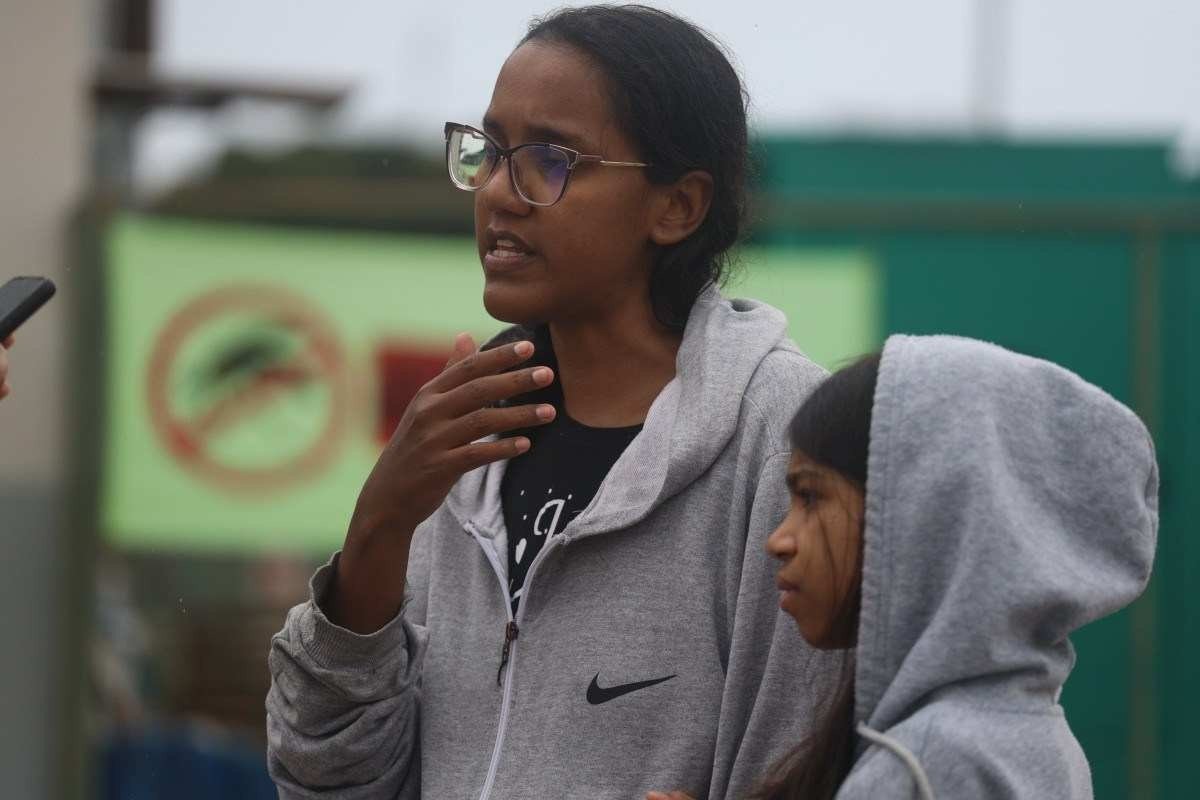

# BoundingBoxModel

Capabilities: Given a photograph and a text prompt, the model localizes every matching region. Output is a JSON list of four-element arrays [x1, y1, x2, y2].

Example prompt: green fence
[[755, 136, 1200, 800]]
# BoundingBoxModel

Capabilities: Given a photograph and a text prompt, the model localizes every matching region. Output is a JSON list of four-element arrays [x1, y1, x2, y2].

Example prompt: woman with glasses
[[267, 6, 836, 799]]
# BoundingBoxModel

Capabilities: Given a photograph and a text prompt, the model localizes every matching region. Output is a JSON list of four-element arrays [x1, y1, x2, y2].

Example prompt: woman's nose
[[479, 156, 531, 215]]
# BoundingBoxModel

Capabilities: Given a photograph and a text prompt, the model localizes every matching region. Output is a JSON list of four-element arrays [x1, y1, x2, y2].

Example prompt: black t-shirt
[[501, 411, 642, 615]]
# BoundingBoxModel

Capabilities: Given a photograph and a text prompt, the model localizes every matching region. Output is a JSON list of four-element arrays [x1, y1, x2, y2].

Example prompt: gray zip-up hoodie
[[837, 335, 1158, 799], [266, 286, 838, 799]]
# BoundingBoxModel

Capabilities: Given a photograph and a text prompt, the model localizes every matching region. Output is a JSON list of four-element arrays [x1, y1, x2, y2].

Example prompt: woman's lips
[[483, 247, 537, 273], [482, 230, 536, 274]]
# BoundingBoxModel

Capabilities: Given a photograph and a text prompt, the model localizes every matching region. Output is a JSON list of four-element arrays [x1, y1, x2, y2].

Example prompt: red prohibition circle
[[145, 285, 349, 493]]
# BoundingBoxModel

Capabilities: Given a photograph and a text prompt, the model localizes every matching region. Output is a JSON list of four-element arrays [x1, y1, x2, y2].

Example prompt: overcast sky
[[136, 0, 1200, 191]]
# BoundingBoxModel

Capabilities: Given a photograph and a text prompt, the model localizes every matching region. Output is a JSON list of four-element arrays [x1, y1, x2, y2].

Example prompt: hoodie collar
[[443, 285, 791, 540]]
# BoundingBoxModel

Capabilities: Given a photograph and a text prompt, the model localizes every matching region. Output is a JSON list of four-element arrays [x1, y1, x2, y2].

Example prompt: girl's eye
[[795, 488, 818, 508]]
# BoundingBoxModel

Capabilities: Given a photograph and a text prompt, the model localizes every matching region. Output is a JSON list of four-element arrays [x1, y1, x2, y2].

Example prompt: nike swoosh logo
[[586, 672, 677, 705]]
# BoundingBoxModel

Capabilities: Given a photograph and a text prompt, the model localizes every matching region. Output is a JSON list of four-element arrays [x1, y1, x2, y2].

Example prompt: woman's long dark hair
[[522, 5, 749, 330], [749, 352, 881, 800]]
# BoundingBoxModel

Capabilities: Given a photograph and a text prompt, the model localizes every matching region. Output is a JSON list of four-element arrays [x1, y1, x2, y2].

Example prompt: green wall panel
[[880, 232, 1134, 397], [879, 231, 1137, 797], [755, 133, 1199, 800], [1158, 235, 1200, 800]]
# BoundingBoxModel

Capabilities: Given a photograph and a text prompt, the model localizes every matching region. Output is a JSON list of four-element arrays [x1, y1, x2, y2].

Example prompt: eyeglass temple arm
[[574, 154, 650, 168]]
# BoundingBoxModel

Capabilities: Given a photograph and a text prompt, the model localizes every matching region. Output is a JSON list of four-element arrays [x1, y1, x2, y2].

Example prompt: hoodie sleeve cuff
[[299, 552, 416, 670]]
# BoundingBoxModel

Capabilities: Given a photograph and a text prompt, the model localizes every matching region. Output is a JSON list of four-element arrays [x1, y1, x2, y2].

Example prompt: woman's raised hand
[[350, 333, 556, 540], [331, 333, 556, 633]]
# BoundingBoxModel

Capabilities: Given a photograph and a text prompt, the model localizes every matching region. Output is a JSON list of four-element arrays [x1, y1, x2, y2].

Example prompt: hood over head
[[855, 334, 1158, 732]]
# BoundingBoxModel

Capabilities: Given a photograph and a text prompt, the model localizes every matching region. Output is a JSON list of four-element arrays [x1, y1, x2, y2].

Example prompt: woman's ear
[[649, 170, 714, 247]]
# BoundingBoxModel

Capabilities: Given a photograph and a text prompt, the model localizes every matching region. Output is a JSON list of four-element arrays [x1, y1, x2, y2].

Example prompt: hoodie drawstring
[[856, 722, 935, 800]]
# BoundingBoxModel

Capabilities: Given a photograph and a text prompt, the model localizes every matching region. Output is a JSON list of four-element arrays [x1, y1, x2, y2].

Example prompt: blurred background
[[0, 0, 1196, 798]]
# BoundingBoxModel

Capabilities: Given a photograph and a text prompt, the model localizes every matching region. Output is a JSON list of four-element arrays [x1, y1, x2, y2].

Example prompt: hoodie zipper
[[497, 621, 519, 685], [468, 523, 565, 800]]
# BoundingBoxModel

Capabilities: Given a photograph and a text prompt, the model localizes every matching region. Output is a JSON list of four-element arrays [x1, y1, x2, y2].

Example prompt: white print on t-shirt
[[515, 492, 579, 563], [534, 499, 566, 538]]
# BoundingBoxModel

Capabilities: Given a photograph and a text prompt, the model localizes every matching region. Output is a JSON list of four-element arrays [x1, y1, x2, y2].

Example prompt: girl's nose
[[765, 522, 793, 559]]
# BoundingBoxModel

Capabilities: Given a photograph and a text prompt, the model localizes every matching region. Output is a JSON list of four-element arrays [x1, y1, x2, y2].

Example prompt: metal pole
[[970, 0, 1011, 133]]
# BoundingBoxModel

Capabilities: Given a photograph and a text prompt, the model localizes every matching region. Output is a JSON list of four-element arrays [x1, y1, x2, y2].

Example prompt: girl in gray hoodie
[[267, 6, 838, 799], [650, 335, 1157, 799]]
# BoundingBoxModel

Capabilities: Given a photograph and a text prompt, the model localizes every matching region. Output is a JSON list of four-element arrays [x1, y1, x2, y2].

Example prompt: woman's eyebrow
[[477, 117, 590, 151], [480, 116, 589, 151], [524, 123, 587, 150], [481, 116, 504, 139]]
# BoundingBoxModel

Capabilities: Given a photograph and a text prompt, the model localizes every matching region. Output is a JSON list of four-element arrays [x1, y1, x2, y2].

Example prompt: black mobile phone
[[0, 276, 56, 340]]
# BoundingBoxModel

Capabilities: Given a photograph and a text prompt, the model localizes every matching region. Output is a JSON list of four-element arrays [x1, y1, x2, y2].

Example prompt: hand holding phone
[[0, 334, 13, 400], [0, 276, 56, 400], [0, 276, 56, 341]]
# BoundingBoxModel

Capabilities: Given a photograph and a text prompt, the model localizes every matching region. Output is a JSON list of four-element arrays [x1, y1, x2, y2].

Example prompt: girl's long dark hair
[[522, 5, 749, 330], [750, 352, 880, 800]]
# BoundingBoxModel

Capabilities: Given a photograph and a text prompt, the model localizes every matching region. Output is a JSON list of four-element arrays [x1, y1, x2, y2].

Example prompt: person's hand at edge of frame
[[0, 335, 14, 401]]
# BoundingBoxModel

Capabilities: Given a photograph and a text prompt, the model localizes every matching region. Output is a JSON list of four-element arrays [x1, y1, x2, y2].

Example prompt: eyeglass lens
[[448, 128, 572, 205]]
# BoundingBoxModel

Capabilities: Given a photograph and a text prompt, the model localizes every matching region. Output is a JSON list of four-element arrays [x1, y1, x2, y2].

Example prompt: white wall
[[0, 1, 88, 798], [0, 0, 87, 481]]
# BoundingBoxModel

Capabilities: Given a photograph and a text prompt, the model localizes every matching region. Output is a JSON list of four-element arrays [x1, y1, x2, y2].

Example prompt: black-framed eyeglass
[[444, 122, 650, 207]]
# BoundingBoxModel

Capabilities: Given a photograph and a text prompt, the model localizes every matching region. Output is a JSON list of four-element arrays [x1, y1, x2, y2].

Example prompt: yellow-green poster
[[102, 214, 878, 555]]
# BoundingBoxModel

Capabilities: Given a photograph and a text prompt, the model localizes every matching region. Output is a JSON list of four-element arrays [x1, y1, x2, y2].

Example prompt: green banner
[[102, 214, 878, 555]]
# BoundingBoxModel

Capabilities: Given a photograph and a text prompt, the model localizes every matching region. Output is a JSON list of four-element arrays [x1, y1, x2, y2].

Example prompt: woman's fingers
[[646, 792, 696, 800], [444, 332, 476, 369], [444, 435, 532, 473], [439, 365, 555, 418], [429, 339, 535, 393], [438, 402, 556, 449]]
